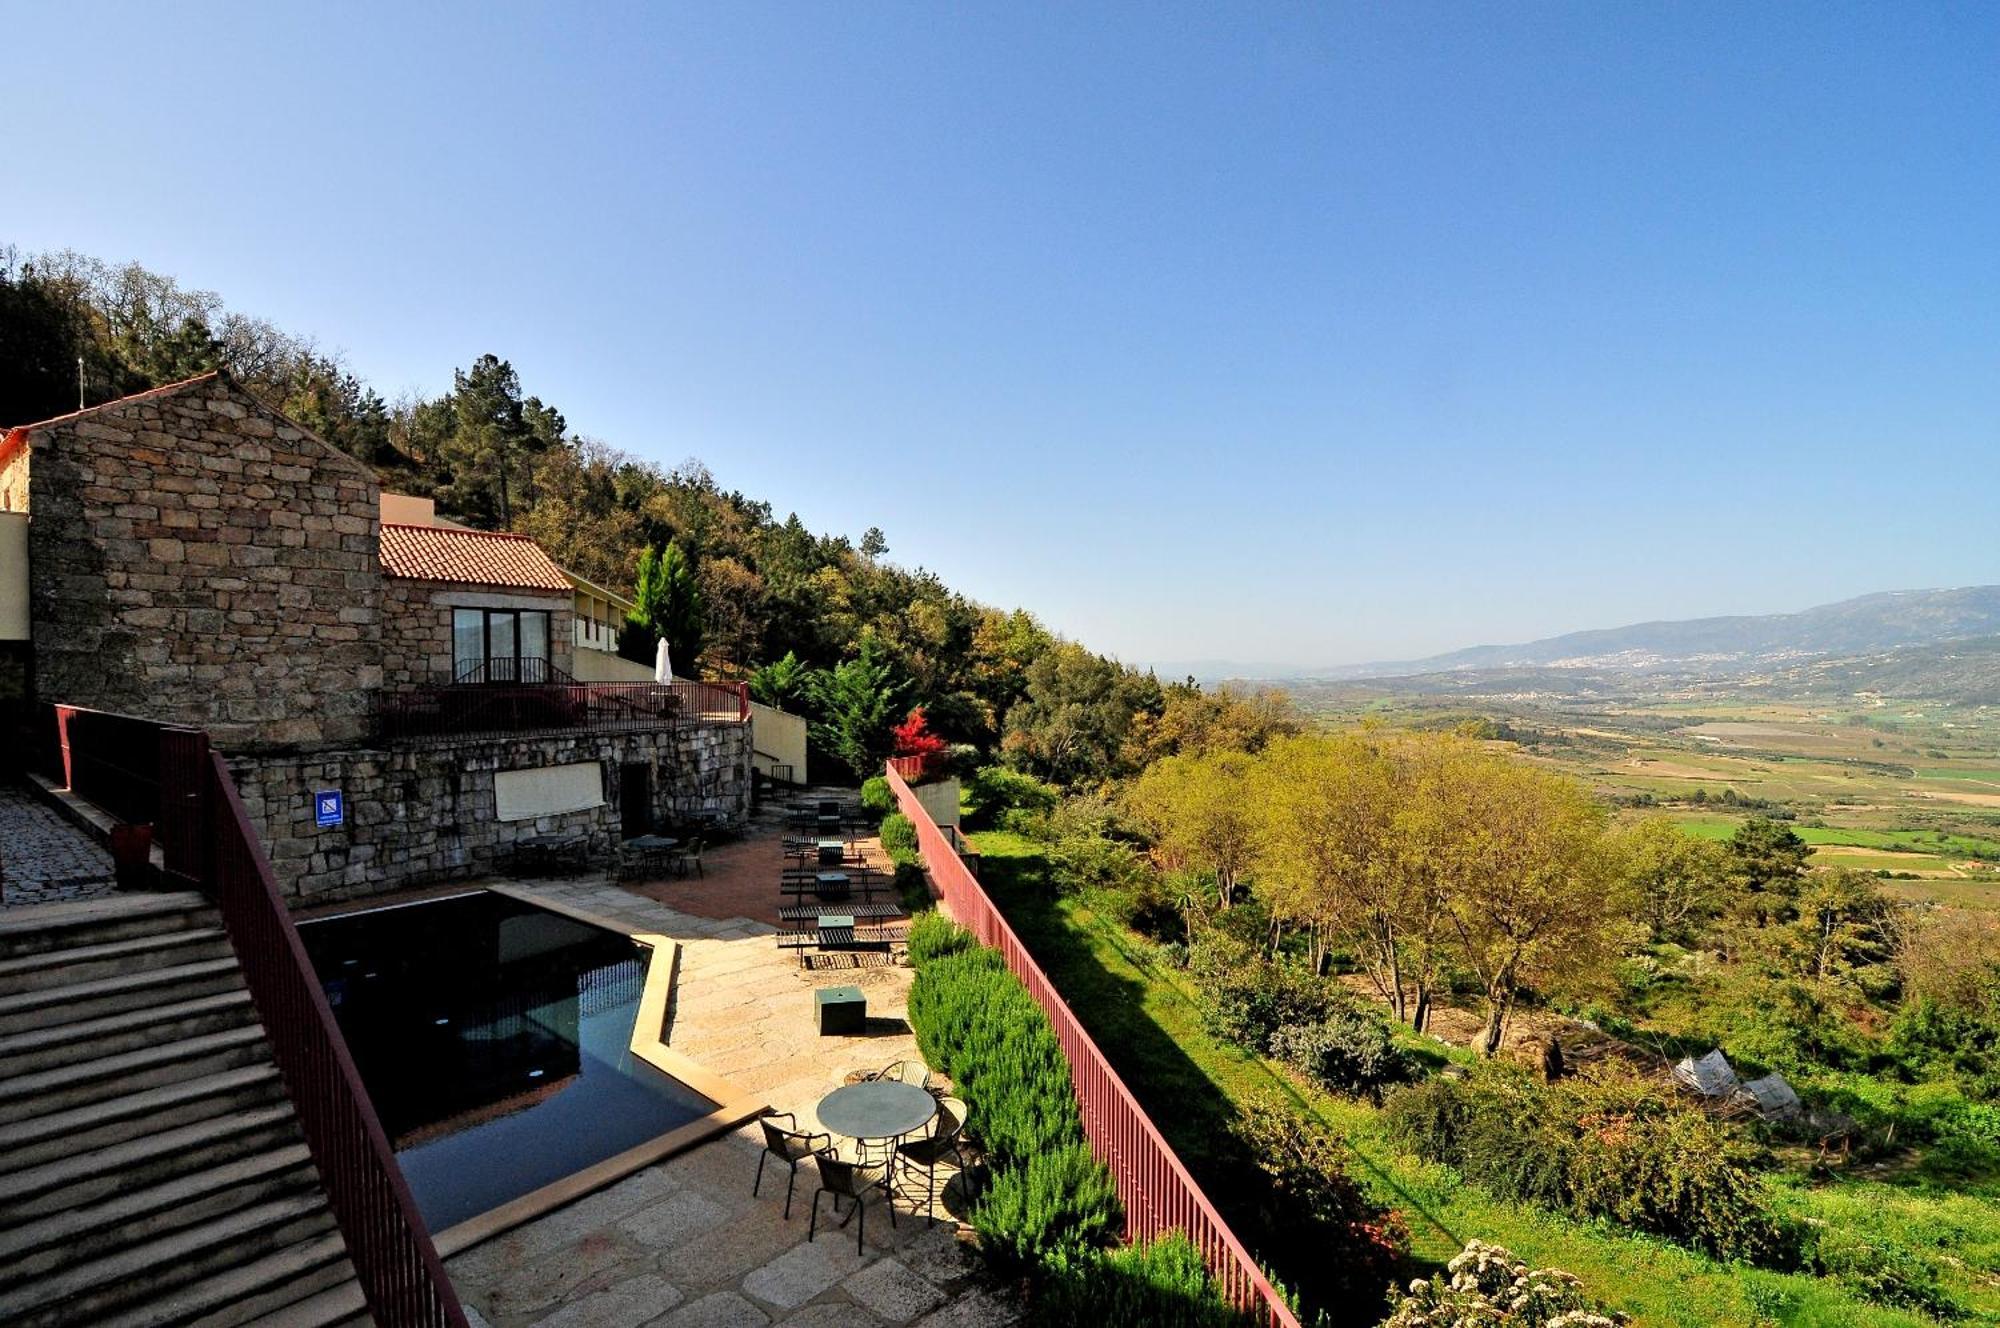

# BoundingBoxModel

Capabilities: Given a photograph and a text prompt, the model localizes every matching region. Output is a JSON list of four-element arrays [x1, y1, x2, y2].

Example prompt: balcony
[[375, 670, 750, 745]]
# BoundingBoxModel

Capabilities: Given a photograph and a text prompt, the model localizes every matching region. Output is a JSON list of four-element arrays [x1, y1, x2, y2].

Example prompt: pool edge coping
[[431, 882, 769, 1258]]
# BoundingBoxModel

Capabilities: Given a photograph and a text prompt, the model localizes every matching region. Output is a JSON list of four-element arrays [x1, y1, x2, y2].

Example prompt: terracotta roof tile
[[378, 523, 571, 592]]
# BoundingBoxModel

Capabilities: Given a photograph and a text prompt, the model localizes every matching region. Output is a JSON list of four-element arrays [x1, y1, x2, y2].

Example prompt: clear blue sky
[[8, 4, 1998, 668]]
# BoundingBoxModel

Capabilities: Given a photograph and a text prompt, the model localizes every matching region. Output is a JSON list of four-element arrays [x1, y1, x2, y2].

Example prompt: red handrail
[[202, 749, 467, 1326], [884, 763, 1301, 1326], [33, 702, 465, 1327]]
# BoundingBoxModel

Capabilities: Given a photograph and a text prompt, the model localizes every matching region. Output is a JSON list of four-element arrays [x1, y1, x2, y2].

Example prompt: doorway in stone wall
[[619, 762, 651, 839]]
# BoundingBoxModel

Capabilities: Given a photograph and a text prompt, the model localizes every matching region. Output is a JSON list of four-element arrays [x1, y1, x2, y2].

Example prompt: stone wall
[[21, 375, 383, 749], [230, 719, 752, 902], [380, 578, 574, 688]]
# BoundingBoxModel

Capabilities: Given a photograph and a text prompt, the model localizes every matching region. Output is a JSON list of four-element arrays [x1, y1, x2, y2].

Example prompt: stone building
[[3, 372, 751, 901], [1, 373, 381, 748]]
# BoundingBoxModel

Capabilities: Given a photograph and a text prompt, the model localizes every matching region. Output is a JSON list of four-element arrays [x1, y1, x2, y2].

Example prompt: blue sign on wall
[[314, 789, 344, 828]]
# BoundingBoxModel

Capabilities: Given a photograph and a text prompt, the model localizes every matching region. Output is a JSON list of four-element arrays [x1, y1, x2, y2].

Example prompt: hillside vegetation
[[14, 245, 1999, 1327]]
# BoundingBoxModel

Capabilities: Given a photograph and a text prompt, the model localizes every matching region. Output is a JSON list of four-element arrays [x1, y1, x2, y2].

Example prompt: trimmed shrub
[[880, 812, 919, 867], [860, 775, 895, 819], [1035, 1232, 1248, 1327], [973, 1141, 1121, 1272], [893, 862, 933, 914], [907, 943, 1089, 1161], [907, 912, 972, 966], [905, 930, 1126, 1288], [1269, 1007, 1411, 1098]]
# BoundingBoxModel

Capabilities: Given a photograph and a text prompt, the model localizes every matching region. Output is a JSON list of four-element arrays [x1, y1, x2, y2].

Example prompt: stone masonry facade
[[13, 375, 383, 749], [380, 577, 573, 689], [232, 721, 751, 902], [12, 372, 753, 902]]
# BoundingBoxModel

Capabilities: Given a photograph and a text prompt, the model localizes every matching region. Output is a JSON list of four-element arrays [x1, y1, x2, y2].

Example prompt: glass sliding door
[[451, 607, 554, 683], [486, 613, 518, 682], [453, 609, 486, 682], [520, 612, 549, 681]]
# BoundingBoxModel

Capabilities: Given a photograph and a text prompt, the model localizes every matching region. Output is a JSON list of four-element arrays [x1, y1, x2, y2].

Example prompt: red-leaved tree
[[891, 707, 949, 772]]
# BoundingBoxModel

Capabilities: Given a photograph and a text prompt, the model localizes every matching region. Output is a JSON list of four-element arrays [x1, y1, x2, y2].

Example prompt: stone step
[[0, 1103, 301, 1221], [185, 1251, 360, 1328], [0, 1064, 285, 1174], [0, 989, 256, 1077], [0, 892, 218, 960], [0, 1143, 319, 1286], [0, 956, 247, 1035], [0, 1191, 337, 1327], [0, 926, 233, 996], [122, 1232, 355, 1328], [231, 1271, 368, 1328], [0, 1024, 271, 1120]]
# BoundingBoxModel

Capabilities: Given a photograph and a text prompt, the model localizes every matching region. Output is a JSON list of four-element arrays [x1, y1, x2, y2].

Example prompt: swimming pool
[[300, 891, 715, 1232]]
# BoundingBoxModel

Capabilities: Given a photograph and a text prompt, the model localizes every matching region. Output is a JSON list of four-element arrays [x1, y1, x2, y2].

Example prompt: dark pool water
[[300, 891, 714, 1231]]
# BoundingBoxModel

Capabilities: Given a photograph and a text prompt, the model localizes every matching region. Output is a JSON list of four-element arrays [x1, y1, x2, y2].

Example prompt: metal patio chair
[[752, 1112, 829, 1219], [808, 1147, 896, 1254]]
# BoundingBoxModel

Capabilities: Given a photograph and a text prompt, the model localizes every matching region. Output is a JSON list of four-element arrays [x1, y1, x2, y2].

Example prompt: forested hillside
[[0, 246, 1205, 777]]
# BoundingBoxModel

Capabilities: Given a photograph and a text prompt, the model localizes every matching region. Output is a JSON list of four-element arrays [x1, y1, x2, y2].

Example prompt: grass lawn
[[968, 829, 1952, 1328], [1669, 815, 2000, 866]]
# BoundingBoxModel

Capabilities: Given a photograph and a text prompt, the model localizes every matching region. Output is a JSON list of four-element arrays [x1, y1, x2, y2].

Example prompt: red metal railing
[[202, 749, 466, 1327], [32, 702, 465, 1327], [376, 679, 750, 744], [884, 763, 1300, 1326], [33, 704, 209, 887], [887, 752, 947, 782]]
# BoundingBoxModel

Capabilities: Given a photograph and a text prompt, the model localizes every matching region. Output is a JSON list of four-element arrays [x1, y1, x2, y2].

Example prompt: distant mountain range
[[1309, 586, 2000, 683]]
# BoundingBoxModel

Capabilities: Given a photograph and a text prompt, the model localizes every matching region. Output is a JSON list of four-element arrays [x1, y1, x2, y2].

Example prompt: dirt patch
[[1685, 722, 1818, 740], [1621, 758, 1741, 782], [1334, 974, 1670, 1079], [1909, 788, 2000, 808]]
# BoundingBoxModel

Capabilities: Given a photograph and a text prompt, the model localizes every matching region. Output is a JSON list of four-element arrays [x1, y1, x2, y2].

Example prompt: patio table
[[816, 1081, 937, 1153], [620, 834, 679, 879], [514, 831, 588, 874], [817, 840, 846, 866]]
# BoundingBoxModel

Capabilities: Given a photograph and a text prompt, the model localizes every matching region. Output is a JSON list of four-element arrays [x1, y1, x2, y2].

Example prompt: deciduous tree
[[1126, 751, 1260, 911], [1438, 759, 1618, 1055], [1610, 817, 1734, 945]]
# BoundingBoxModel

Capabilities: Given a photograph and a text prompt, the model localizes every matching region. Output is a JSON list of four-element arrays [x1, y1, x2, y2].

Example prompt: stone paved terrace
[[0, 781, 118, 908], [440, 848, 1019, 1328]]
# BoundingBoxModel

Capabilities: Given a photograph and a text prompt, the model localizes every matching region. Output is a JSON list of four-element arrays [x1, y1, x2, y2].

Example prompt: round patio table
[[816, 1080, 936, 1146]]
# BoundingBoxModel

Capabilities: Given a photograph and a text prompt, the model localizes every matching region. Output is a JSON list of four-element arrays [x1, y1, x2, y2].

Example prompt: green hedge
[[907, 911, 973, 965], [880, 811, 919, 866], [907, 921, 1240, 1322], [860, 775, 895, 819], [909, 930, 1113, 1268], [1036, 1232, 1248, 1327]]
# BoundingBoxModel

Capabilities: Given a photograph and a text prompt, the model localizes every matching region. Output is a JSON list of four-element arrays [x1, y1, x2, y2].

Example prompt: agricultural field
[[1295, 687, 2000, 906]]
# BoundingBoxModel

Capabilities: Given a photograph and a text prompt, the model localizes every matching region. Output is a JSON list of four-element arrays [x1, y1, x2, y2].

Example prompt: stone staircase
[[0, 892, 373, 1326]]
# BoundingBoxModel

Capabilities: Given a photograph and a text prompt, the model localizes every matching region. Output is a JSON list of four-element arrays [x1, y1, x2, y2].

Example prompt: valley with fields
[[916, 616, 2000, 1325], [1288, 689, 2000, 912]]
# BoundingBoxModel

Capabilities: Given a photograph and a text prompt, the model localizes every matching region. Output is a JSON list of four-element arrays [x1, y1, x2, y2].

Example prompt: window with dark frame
[[452, 607, 553, 682]]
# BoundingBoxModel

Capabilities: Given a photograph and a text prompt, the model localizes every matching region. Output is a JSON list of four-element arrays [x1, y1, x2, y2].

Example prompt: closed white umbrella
[[655, 638, 674, 684]]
